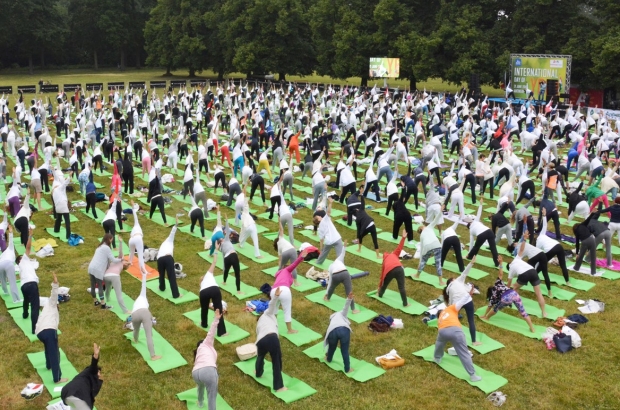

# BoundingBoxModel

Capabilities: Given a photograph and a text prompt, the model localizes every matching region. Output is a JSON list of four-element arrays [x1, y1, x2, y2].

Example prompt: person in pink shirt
[[192, 309, 221, 410], [270, 249, 308, 334]]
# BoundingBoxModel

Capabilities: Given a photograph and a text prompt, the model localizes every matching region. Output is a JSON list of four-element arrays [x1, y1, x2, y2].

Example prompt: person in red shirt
[[377, 229, 410, 307]]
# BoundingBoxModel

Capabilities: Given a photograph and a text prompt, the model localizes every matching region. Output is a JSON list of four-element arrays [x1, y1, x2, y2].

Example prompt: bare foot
[[237, 291, 245, 295], [287, 329, 299, 334], [565, 282, 571, 286], [151, 355, 162, 361], [221, 333, 228, 337], [222, 282, 227, 286], [55, 378, 69, 384], [548, 292, 553, 298], [256, 255, 263, 259], [323, 295, 329, 301], [293, 280, 300, 287], [276, 387, 288, 392], [439, 278, 445, 286], [413, 273, 420, 279], [346, 368, 354, 373], [542, 312, 548, 318], [352, 309, 360, 314], [529, 326, 536, 333], [404, 303, 411, 307], [472, 341, 482, 346]]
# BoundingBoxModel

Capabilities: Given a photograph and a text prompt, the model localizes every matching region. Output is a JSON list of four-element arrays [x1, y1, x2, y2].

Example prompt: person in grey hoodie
[[324, 292, 354, 373]]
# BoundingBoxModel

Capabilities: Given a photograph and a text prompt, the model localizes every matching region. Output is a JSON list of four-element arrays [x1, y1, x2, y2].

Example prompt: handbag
[[236, 343, 257, 361], [553, 333, 573, 353], [377, 356, 405, 370]]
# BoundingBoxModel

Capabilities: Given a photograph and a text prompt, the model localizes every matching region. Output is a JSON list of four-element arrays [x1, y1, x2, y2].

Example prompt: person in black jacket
[[61, 343, 103, 410], [119, 145, 134, 195], [354, 196, 380, 258], [400, 164, 419, 209], [392, 199, 414, 241], [534, 194, 561, 240], [147, 168, 167, 226], [346, 188, 362, 227], [573, 213, 597, 275]]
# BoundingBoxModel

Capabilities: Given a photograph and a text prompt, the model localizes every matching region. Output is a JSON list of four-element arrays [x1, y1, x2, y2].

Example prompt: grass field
[[0, 70, 618, 410]]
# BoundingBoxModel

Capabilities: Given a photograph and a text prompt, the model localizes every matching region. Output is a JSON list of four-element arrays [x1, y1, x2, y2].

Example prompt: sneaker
[[176, 272, 187, 279], [101, 304, 113, 310], [94, 301, 100, 307]]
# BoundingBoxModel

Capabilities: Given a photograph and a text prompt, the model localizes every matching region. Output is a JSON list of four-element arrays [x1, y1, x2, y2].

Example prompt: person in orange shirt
[[377, 229, 410, 307], [287, 130, 301, 166], [434, 288, 482, 382]]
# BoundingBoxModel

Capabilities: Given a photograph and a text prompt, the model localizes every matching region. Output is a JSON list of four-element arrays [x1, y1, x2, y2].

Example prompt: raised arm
[[204, 309, 221, 347]]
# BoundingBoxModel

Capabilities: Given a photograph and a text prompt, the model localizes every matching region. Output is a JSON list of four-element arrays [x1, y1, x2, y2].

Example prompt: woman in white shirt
[[238, 187, 263, 259], [199, 249, 227, 335], [51, 166, 72, 240]]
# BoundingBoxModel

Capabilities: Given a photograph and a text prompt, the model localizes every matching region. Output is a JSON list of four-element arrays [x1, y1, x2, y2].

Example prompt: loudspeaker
[[469, 74, 480, 91], [546, 79, 558, 98]]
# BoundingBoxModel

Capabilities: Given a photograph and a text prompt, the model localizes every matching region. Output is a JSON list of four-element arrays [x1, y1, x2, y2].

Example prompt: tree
[[144, 0, 180, 75]]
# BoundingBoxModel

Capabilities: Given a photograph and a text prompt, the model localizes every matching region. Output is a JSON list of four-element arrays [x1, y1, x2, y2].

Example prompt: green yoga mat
[[8, 307, 62, 342], [80, 208, 104, 223], [551, 273, 595, 291], [277, 312, 322, 346], [261, 266, 322, 292], [226, 219, 269, 235], [234, 358, 317, 403], [333, 217, 383, 233], [346, 245, 382, 264], [297, 229, 321, 244], [376, 231, 418, 250], [172, 194, 193, 205], [145, 280, 199, 304], [213, 275, 263, 300], [471, 254, 498, 269], [263, 232, 304, 248], [147, 211, 176, 226], [520, 282, 576, 301], [49, 213, 79, 223], [425, 320, 505, 354], [93, 169, 112, 177], [413, 345, 508, 394], [197, 251, 249, 271], [303, 342, 386, 382], [256, 212, 303, 226], [108, 292, 134, 321], [475, 306, 546, 340], [27, 349, 78, 398], [306, 258, 364, 275], [366, 289, 426, 315], [404, 268, 444, 289], [600, 266, 620, 280], [233, 243, 278, 264], [123, 328, 188, 373], [295, 184, 314, 195], [441, 261, 489, 280], [139, 196, 171, 208], [176, 388, 233, 410], [515, 296, 565, 320], [179, 223, 210, 239], [44, 228, 68, 243], [183, 309, 250, 345], [1, 287, 22, 310], [305, 291, 377, 323], [36, 198, 53, 211]]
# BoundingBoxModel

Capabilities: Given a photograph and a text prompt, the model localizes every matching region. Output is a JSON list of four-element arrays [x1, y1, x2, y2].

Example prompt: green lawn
[[0, 71, 617, 410]]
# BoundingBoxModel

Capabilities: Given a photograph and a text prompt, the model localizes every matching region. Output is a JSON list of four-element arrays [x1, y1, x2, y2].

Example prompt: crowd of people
[[0, 79, 618, 409]]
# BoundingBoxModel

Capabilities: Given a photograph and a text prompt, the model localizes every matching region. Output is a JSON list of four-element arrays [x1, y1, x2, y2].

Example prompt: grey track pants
[[312, 182, 326, 211], [192, 366, 219, 410], [280, 248, 298, 279], [434, 326, 475, 376], [104, 274, 129, 313], [65, 396, 90, 410], [326, 269, 356, 310], [132, 308, 156, 357], [195, 191, 209, 217], [317, 239, 344, 265], [495, 225, 513, 246], [0, 259, 20, 302], [280, 213, 294, 244]]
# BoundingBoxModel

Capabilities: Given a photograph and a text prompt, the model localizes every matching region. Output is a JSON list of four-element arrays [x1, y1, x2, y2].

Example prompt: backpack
[[67, 233, 84, 247], [368, 315, 393, 333]]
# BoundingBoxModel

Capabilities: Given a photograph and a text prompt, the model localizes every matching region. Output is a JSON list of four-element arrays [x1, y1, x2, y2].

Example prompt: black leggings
[[93, 155, 103, 172], [428, 167, 441, 185], [515, 180, 535, 203], [463, 173, 476, 204], [269, 196, 281, 219], [466, 229, 499, 267], [40, 169, 50, 192], [198, 158, 209, 173], [157, 255, 179, 298], [86, 192, 98, 218], [393, 211, 413, 241], [481, 177, 494, 199], [340, 182, 356, 204], [362, 181, 381, 201], [183, 180, 194, 199], [214, 173, 226, 191], [223, 253, 241, 292], [190, 208, 205, 237], [359, 224, 379, 249], [539, 210, 562, 240], [255, 333, 283, 390], [385, 193, 399, 216], [149, 196, 167, 224], [545, 243, 570, 283], [441, 235, 465, 271], [200, 286, 227, 336], [378, 266, 407, 306], [401, 186, 418, 209], [123, 173, 134, 194], [250, 178, 265, 203], [460, 300, 477, 342], [528, 252, 551, 291], [516, 216, 535, 244], [102, 219, 116, 248], [54, 213, 71, 240], [14, 216, 29, 246]]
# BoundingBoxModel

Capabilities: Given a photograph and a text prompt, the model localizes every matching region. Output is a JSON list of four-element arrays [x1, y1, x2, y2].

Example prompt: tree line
[[1, 0, 619, 90]]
